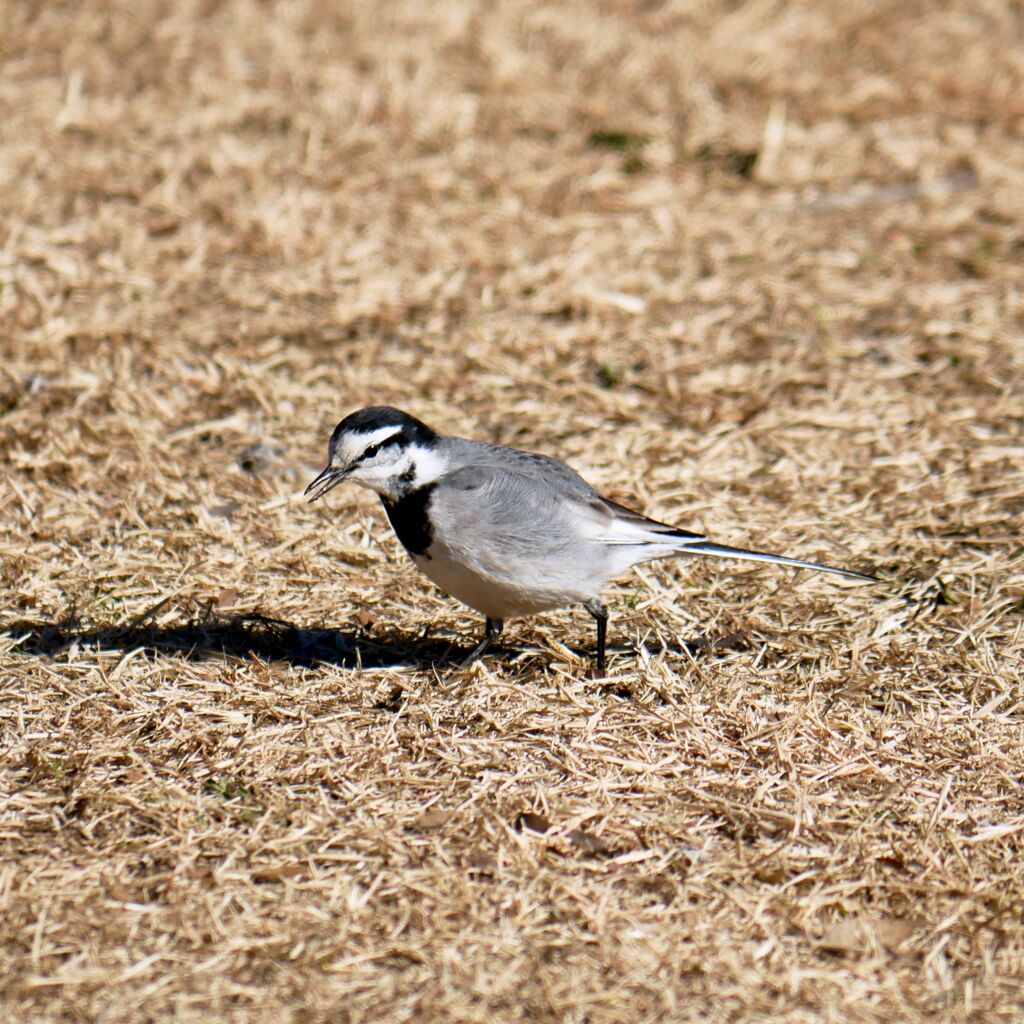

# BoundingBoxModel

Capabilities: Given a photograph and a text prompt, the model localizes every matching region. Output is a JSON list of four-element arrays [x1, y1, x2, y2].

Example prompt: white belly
[[410, 540, 598, 620]]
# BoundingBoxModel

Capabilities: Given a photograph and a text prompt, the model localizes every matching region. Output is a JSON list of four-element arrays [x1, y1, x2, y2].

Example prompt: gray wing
[[442, 437, 601, 502], [460, 440, 707, 543], [430, 462, 593, 559], [431, 459, 705, 556]]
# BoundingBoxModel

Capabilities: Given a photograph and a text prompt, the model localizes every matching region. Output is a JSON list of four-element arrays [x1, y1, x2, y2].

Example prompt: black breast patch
[[381, 484, 436, 557]]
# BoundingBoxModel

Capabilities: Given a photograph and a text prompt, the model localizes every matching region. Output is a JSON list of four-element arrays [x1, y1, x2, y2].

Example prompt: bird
[[304, 406, 876, 673]]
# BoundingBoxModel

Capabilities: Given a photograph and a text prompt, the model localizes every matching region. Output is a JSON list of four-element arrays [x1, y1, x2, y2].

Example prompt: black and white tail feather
[[595, 495, 874, 582], [676, 539, 874, 581]]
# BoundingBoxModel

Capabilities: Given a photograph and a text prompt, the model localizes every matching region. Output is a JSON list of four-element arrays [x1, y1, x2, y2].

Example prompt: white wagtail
[[305, 407, 876, 672]]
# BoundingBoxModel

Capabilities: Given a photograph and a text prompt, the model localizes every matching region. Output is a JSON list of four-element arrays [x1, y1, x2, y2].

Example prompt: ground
[[1, 1, 1023, 1021]]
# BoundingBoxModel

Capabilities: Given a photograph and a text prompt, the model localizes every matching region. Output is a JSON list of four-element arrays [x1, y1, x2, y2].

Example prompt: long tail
[[676, 540, 877, 582]]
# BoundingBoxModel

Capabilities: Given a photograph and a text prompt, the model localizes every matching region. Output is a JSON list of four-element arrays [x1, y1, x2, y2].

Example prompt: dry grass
[[2, 0, 1023, 1020]]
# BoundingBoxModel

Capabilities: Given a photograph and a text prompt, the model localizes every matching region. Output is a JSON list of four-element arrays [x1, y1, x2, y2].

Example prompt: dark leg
[[462, 617, 503, 666], [585, 599, 609, 675]]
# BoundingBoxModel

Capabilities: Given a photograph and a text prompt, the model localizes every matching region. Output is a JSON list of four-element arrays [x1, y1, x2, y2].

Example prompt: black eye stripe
[[356, 433, 403, 463]]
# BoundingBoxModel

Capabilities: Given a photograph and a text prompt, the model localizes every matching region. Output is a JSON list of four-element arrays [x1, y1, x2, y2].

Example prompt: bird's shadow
[[2, 607, 747, 673], [1, 611, 462, 670]]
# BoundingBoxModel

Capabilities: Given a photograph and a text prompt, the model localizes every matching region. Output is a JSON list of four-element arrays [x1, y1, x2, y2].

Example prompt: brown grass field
[[2, 1, 1023, 1020]]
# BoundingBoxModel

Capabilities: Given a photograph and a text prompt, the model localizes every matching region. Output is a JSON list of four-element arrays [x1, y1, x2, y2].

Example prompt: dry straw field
[[2, 1, 1023, 1021]]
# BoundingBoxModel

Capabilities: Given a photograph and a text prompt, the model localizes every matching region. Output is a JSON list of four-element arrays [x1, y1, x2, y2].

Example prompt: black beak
[[304, 465, 348, 502]]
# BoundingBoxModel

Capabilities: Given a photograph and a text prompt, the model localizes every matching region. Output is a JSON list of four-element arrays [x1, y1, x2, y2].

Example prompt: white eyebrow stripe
[[354, 425, 405, 451]]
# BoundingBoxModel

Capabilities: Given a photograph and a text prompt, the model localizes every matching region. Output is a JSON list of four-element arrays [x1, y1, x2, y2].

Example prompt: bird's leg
[[462, 617, 503, 666], [584, 599, 609, 675]]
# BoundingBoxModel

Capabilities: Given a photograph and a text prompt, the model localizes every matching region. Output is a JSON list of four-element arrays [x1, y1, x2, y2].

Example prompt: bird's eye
[[363, 443, 380, 459]]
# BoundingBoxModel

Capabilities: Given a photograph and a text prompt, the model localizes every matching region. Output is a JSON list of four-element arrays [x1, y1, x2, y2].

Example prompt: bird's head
[[304, 406, 444, 502]]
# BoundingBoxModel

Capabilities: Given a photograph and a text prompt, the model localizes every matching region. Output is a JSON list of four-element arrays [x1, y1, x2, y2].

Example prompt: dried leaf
[[610, 849, 656, 866], [819, 919, 865, 955], [238, 442, 283, 475], [875, 919, 917, 952], [517, 813, 552, 835], [208, 502, 241, 520], [146, 213, 181, 236], [415, 809, 454, 830], [583, 287, 647, 315], [818, 917, 916, 956], [251, 863, 304, 882], [753, 863, 788, 884], [566, 829, 611, 855], [463, 852, 496, 875]]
